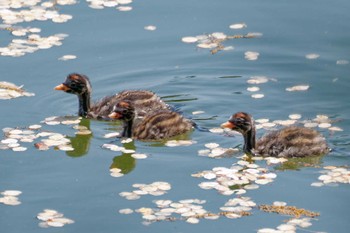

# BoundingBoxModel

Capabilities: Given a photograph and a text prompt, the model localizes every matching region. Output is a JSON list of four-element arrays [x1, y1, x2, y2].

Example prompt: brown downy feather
[[109, 101, 193, 140], [255, 126, 330, 157], [89, 90, 169, 119]]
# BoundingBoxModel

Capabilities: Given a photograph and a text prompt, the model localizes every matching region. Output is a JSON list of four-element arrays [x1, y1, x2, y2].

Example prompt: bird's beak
[[108, 112, 122, 119], [54, 83, 70, 91], [221, 121, 235, 129]]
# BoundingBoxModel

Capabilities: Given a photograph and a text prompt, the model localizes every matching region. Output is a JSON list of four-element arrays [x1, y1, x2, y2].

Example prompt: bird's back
[[89, 90, 169, 119], [133, 110, 193, 140], [255, 126, 329, 157]]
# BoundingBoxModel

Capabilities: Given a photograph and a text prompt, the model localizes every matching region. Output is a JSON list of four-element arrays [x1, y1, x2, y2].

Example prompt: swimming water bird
[[54, 73, 169, 119], [221, 112, 330, 158], [108, 100, 193, 140]]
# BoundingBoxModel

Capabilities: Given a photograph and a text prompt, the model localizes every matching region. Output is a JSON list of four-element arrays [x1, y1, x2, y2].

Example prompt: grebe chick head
[[108, 101, 135, 121], [221, 112, 254, 134], [54, 73, 92, 96]]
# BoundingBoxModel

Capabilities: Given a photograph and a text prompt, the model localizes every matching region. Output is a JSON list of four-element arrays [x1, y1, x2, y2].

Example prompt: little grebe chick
[[108, 100, 193, 140], [221, 112, 330, 158], [54, 73, 169, 119]]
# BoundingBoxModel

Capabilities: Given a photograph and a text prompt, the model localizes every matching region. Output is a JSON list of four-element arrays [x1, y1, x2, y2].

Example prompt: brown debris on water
[[258, 204, 320, 218]]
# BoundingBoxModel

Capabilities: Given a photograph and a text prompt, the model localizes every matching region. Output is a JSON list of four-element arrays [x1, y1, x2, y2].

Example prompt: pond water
[[1, 0, 350, 232]]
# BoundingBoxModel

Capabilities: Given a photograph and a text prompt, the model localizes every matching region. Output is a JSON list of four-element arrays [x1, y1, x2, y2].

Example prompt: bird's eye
[[236, 118, 244, 124], [70, 82, 77, 88]]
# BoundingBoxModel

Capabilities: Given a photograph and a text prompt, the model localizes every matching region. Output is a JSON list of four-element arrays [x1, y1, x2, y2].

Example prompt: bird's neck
[[243, 127, 256, 155], [122, 119, 133, 138], [78, 92, 91, 117]]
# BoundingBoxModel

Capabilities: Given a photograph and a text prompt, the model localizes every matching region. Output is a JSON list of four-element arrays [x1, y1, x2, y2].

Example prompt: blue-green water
[[1, 0, 350, 232]]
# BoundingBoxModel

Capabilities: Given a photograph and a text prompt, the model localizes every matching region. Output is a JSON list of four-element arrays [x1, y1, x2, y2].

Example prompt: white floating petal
[[204, 143, 219, 149], [197, 43, 218, 49], [318, 174, 332, 181], [328, 126, 343, 131], [144, 25, 156, 31], [58, 55, 77, 61], [186, 217, 199, 224], [318, 123, 331, 128], [110, 172, 124, 178], [336, 60, 349, 65], [121, 138, 133, 143], [117, 6, 133, 11], [119, 208, 134, 214], [305, 53, 320, 59], [244, 184, 259, 190], [272, 201, 287, 206], [198, 149, 211, 156], [209, 128, 224, 133], [1, 190, 22, 196], [251, 93, 264, 99], [247, 86, 260, 92], [286, 85, 309, 92], [289, 114, 302, 120], [203, 173, 216, 180], [12, 146, 27, 151], [211, 32, 227, 39], [47, 221, 65, 227], [131, 153, 148, 159], [229, 23, 247, 29], [118, 0, 133, 4], [1, 138, 18, 144], [255, 179, 270, 185], [245, 51, 259, 61], [311, 182, 324, 187], [181, 36, 198, 43], [29, 124, 42, 130], [277, 224, 296, 231], [121, 148, 135, 153], [247, 76, 269, 84], [257, 228, 278, 233], [192, 110, 205, 115], [262, 122, 276, 128]]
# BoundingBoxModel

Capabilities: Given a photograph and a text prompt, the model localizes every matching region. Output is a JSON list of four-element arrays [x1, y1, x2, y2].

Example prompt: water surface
[[1, 0, 350, 232]]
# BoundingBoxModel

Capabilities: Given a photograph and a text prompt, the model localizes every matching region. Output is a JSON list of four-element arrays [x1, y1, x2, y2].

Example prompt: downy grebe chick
[[108, 100, 193, 140], [221, 112, 330, 158], [54, 73, 169, 119]]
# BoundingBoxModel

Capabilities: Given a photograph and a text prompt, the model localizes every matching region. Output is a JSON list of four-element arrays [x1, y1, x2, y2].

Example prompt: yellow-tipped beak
[[221, 121, 235, 129], [108, 112, 122, 119], [54, 83, 70, 91]]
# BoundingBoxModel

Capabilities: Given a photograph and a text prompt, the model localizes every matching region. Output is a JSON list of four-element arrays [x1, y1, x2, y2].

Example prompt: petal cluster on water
[[119, 182, 172, 200], [0, 190, 22, 206], [0, 116, 83, 152], [119, 196, 257, 224], [0, 0, 136, 57], [257, 201, 318, 233], [198, 142, 239, 158], [193, 159, 277, 196], [181, 25, 261, 54], [311, 166, 350, 187], [37, 209, 74, 228], [0, 81, 35, 99], [258, 217, 314, 233], [245, 76, 271, 99], [87, 0, 133, 11], [0, 0, 73, 57]]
